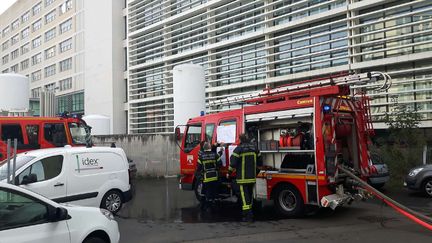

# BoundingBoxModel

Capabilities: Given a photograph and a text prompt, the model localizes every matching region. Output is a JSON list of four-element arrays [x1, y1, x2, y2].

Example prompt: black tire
[[422, 178, 432, 197], [273, 184, 305, 218], [101, 190, 123, 214], [194, 180, 205, 203], [83, 237, 107, 243]]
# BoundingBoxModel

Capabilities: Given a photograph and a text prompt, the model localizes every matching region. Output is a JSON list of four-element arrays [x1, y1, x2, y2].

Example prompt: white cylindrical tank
[[82, 114, 111, 135], [0, 73, 29, 111], [173, 64, 206, 130]]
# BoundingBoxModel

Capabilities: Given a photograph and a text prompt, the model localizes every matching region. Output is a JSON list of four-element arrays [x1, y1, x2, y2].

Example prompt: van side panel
[[67, 151, 130, 207]]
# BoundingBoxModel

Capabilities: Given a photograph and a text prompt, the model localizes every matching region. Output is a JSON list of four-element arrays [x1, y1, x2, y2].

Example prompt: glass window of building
[[31, 87, 41, 98], [11, 49, 19, 60], [44, 28, 56, 42], [59, 18, 72, 34], [31, 52, 42, 65], [72, 93, 84, 112], [45, 10, 56, 24], [33, 2, 42, 16], [21, 27, 30, 39], [2, 55, 9, 65], [21, 11, 30, 23], [44, 64, 56, 77], [59, 38, 72, 52], [11, 19, 19, 31], [60, 0, 73, 15], [59, 77, 72, 91], [21, 59, 29, 70], [32, 36, 42, 49], [45, 46, 56, 59], [11, 34, 19, 45], [45, 0, 55, 7], [31, 70, 42, 82], [45, 82, 56, 91], [2, 69, 9, 73], [32, 19, 42, 32], [2, 41, 8, 51], [2, 26, 10, 38], [59, 57, 72, 72], [10, 64, 18, 73]]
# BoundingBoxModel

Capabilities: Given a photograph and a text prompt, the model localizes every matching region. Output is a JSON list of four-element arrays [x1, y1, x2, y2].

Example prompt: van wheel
[[83, 237, 106, 243], [194, 180, 205, 203], [273, 184, 305, 218], [101, 190, 123, 214]]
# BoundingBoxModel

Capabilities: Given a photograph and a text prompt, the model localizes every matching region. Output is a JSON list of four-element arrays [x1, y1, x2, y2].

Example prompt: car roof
[[18, 146, 125, 158]]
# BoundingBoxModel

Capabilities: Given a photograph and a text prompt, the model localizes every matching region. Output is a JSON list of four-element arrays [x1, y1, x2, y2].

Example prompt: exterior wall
[[126, 0, 432, 134], [92, 134, 180, 177]]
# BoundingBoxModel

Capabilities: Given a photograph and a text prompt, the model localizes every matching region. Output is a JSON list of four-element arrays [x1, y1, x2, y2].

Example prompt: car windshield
[[370, 154, 384, 165], [69, 122, 91, 145], [0, 156, 36, 181]]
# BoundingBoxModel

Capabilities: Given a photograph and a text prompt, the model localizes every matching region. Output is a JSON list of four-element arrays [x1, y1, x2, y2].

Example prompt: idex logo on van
[[75, 155, 103, 173]]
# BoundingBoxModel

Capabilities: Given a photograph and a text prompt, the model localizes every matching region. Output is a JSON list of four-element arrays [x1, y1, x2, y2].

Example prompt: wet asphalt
[[116, 178, 432, 243]]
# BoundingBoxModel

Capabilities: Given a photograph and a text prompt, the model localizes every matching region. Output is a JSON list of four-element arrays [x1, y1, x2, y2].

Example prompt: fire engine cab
[[178, 72, 391, 217]]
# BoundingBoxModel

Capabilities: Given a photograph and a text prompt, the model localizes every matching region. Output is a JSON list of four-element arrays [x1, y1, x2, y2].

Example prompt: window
[[2, 55, 9, 65], [45, 82, 56, 91], [21, 28, 30, 40], [2, 26, 9, 38], [60, 0, 73, 15], [59, 77, 72, 91], [217, 120, 237, 143], [31, 70, 42, 82], [11, 19, 19, 31], [44, 28, 56, 42], [205, 124, 215, 143], [10, 64, 18, 73], [32, 36, 42, 49], [44, 123, 67, 146], [2, 41, 8, 51], [0, 124, 24, 144], [21, 43, 30, 54], [17, 155, 64, 184], [45, 46, 56, 59], [59, 38, 72, 52], [26, 125, 40, 148], [21, 59, 29, 70], [184, 124, 202, 152], [0, 188, 49, 231], [45, 0, 55, 7], [32, 19, 42, 32], [21, 11, 30, 23], [11, 49, 19, 60], [44, 64, 56, 77], [72, 93, 84, 112], [45, 10, 56, 24], [59, 18, 72, 34], [33, 2, 42, 16], [11, 34, 19, 46], [2, 69, 9, 73], [31, 88, 41, 98], [31, 53, 42, 65], [59, 57, 72, 72]]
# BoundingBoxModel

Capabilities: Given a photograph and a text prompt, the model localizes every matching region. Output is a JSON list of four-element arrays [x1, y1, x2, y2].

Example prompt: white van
[[0, 146, 132, 214]]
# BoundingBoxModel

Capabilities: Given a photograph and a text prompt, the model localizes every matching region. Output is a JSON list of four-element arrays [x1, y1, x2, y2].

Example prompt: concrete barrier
[[92, 134, 180, 177]]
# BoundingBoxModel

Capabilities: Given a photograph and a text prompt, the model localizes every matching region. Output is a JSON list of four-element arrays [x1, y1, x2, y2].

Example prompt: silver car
[[368, 154, 389, 189], [404, 164, 432, 197]]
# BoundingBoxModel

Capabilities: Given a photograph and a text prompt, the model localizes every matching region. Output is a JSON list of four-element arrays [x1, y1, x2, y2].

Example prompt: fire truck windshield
[[68, 122, 90, 145]]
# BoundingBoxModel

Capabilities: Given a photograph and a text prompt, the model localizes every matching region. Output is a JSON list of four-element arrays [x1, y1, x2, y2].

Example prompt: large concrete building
[[126, 0, 432, 134], [0, 0, 127, 134]]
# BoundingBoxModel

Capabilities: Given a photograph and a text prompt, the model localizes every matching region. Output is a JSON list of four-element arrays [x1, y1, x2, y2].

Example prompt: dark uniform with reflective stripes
[[197, 150, 221, 208], [229, 143, 262, 220]]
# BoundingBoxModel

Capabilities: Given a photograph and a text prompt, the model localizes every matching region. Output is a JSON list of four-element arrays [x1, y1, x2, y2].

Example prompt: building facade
[[127, 0, 432, 134], [0, 0, 127, 134]]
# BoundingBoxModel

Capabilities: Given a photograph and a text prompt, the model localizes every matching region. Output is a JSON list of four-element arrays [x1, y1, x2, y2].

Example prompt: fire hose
[[338, 165, 432, 231]]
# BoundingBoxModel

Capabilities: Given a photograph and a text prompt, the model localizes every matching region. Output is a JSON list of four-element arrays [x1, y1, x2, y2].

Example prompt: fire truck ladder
[[209, 72, 392, 106]]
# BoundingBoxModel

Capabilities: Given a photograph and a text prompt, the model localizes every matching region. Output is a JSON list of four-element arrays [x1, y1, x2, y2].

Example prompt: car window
[[0, 188, 49, 230], [184, 124, 202, 153], [0, 124, 24, 145], [16, 155, 63, 184], [44, 123, 67, 146], [0, 156, 35, 181]]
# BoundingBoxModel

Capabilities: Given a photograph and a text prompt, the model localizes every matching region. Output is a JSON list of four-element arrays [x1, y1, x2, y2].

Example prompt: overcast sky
[[0, 0, 17, 15]]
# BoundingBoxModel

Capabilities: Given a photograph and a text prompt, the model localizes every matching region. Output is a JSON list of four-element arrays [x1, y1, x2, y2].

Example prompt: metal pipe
[[12, 139, 17, 185], [6, 139, 10, 184]]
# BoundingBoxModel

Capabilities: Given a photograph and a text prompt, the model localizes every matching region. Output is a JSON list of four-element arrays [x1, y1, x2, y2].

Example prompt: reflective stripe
[[197, 159, 202, 164], [237, 178, 256, 184], [232, 152, 240, 158], [204, 177, 218, 183], [240, 185, 252, 211]]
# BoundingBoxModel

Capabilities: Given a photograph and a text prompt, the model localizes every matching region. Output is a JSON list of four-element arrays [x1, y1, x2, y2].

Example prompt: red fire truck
[[178, 72, 391, 217], [0, 114, 91, 160]]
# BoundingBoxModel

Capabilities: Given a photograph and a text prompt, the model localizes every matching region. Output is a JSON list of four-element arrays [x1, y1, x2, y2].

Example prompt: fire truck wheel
[[194, 180, 206, 202], [273, 184, 305, 218]]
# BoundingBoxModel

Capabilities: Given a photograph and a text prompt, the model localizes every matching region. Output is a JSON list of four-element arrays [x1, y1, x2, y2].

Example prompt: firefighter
[[227, 133, 262, 222], [197, 142, 221, 211]]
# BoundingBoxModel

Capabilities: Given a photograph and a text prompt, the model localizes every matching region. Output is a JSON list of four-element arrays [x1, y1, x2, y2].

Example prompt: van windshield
[[69, 122, 91, 145], [0, 156, 36, 181]]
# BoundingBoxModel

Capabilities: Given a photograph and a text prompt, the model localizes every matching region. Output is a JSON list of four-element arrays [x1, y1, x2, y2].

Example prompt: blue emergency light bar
[[323, 104, 331, 113]]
